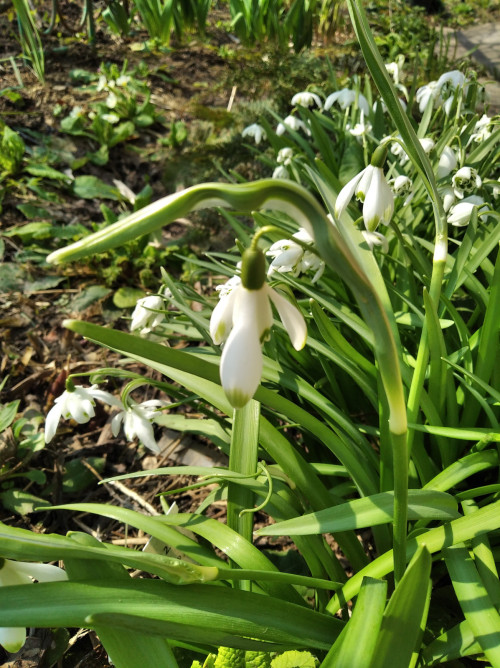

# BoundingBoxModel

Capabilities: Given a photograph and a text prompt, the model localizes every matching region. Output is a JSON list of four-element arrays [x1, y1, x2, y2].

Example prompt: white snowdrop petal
[[0, 626, 26, 654], [335, 168, 365, 218], [268, 287, 307, 351]]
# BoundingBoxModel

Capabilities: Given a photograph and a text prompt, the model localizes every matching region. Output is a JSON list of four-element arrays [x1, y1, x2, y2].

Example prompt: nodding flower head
[[210, 248, 307, 408], [452, 166, 482, 199], [335, 162, 394, 232]]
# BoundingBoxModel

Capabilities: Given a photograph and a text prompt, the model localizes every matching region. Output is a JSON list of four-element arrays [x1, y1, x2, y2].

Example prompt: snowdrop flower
[[437, 69, 467, 92], [440, 186, 456, 212], [242, 123, 266, 145], [266, 229, 324, 282], [0, 559, 68, 653], [272, 165, 290, 179], [348, 111, 372, 137], [216, 275, 241, 299], [105, 91, 118, 109], [447, 195, 486, 226], [452, 166, 482, 199], [277, 147, 294, 165], [385, 61, 401, 85], [362, 230, 389, 253], [335, 148, 394, 231], [391, 175, 413, 205], [45, 383, 119, 443], [437, 146, 458, 179], [291, 91, 323, 109], [492, 178, 500, 199], [468, 114, 493, 144], [111, 400, 165, 453], [130, 295, 165, 334], [324, 89, 370, 117], [420, 138, 436, 154], [210, 248, 307, 408], [276, 115, 311, 136], [391, 136, 434, 165], [416, 80, 442, 113]]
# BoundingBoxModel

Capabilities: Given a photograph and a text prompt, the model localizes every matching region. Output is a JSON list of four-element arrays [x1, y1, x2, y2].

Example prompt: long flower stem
[[227, 401, 261, 587]]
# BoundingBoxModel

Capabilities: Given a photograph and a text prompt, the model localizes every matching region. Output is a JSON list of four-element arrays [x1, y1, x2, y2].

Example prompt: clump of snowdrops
[[1, 1, 500, 667]]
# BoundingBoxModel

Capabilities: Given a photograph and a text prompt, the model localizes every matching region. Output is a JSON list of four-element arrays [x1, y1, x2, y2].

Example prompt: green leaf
[[62, 457, 105, 493], [16, 203, 50, 219], [326, 499, 500, 614], [25, 164, 72, 181], [257, 490, 459, 536], [0, 400, 20, 431], [369, 547, 432, 668], [64, 532, 179, 668], [0, 489, 51, 515], [69, 285, 112, 312], [5, 221, 53, 241], [322, 577, 387, 667], [113, 286, 145, 308], [0, 579, 343, 651], [445, 543, 500, 666], [272, 651, 318, 668], [72, 175, 121, 200], [0, 125, 25, 174]]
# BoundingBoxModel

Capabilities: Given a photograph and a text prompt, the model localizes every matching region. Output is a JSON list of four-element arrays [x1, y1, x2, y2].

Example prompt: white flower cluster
[[45, 384, 166, 453], [266, 228, 325, 283]]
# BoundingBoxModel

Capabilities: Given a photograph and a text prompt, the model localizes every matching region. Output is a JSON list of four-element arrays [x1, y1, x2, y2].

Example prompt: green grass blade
[[445, 543, 500, 666], [257, 490, 458, 536], [322, 577, 387, 667], [369, 547, 431, 668], [0, 579, 344, 650]]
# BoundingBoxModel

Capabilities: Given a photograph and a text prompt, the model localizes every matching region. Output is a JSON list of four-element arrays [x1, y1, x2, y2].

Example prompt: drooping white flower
[[390, 175, 413, 205], [111, 400, 166, 453], [272, 165, 290, 179], [0, 558, 67, 653], [276, 115, 311, 136], [348, 111, 372, 137], [130, 295, 165, 334], [416, 80, 442, 113], [440, 186, 456, 212], [277, 147, 294, 165], [291, 91, 323, 109], [447, 195, 487, 226], [385, 62, 400, 85], [437, 146, 458, 179], [242, 123, 266, 145], [324, 89, 370, 117], [215, 275, 241, 300], [452, 166, 482, 199], [390, 136, 434, 165], [210, 249, 307, 408], [468, 114, 493, 144], [266, 228, 325, 282], [437, 69, 467, 92], [45, 384, 120, 443], [362, 230, 389, 253], [335, 164, 394, 231]]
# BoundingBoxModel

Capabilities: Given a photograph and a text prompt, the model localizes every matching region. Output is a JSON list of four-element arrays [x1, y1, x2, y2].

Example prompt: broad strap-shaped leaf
[[369, 546, 431, 668]]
